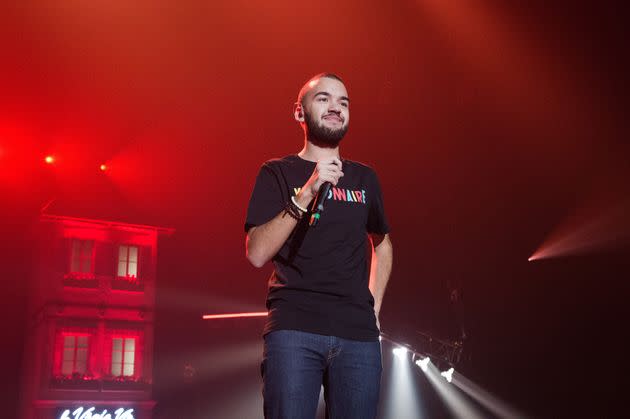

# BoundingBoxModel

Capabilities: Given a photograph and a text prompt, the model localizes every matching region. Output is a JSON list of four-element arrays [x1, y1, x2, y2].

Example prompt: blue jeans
[[261, 330, 382, 419]]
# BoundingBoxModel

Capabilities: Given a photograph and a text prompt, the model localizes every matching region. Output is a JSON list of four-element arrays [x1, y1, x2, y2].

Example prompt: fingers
[[317, 157, 343, 171], [331, 156, 343, 170], [316, 159, 344, 186], [316, 174, 337, 186], [305, 157, 344, 196]]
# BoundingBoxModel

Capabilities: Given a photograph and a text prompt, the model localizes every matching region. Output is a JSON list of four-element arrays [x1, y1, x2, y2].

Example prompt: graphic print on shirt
[[292, 187, 367, 204]]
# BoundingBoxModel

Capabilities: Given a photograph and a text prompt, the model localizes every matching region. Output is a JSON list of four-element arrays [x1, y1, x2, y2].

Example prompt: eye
[[318, 97, 328, 102], [341, 102, 349, 108]]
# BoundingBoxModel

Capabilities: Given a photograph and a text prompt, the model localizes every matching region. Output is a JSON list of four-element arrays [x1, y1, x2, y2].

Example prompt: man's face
[[301, 77, 350, 147]]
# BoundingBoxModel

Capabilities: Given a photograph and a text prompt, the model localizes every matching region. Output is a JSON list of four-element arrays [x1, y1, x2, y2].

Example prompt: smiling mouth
[[323, 114, 343, 123]]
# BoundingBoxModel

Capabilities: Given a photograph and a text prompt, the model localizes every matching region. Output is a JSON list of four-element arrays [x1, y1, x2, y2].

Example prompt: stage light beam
[[45, 155, 55, 164], [451, 373, 527, 418]]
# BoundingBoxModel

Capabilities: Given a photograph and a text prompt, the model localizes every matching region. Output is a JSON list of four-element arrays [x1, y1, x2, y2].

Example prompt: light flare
[[202, 311, 268, 320], [415, 357, 430, 372], [392, 346, 408, 358], [441, 367, 454, 383]]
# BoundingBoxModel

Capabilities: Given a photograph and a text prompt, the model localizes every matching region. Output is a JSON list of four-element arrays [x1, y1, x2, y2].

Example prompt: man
[[244, 73, 393, 419]]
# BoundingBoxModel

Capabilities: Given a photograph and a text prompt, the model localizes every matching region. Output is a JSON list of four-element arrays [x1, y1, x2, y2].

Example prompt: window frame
[[117, 244, 139, 280], [60, 333, 90, 376], [111, 336, 136, 377], [69, 239, 95, 275]]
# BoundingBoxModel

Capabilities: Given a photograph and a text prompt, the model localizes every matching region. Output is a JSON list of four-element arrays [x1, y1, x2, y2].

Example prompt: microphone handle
[[309, 182, 332, 226], [311, 182, 332, 213]]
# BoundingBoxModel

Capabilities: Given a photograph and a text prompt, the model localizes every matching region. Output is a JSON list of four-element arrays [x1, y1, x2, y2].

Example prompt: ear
[[293, 102, 305, 123]]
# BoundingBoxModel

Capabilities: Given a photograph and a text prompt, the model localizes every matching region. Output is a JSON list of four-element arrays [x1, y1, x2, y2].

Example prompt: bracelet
[[291, 195, 308, 213], [283, 201, 303, 221]]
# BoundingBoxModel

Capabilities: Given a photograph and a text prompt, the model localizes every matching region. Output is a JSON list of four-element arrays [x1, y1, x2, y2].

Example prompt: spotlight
[[441, 367, 454, 383], [392, 347, 408, 358], [415, 357, 430, 372], [44, 155, 55, 164], [100, 164, 108, 172]]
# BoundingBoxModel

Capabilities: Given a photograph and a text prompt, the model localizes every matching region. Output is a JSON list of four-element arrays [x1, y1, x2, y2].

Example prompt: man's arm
[[368, 233, 393, 326], [246, 157, 344, 268], [246, 189, 314, 268]]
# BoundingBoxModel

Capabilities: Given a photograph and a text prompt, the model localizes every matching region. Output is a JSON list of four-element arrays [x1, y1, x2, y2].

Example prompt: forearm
[[368, 234, 393, 314], [246, 191, 313, 267]]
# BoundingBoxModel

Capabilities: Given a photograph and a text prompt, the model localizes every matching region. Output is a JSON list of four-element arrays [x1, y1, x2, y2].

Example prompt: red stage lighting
[[202, 312, 268, 320], [45, 155, 55, 164], [100, 164, 107, 172]]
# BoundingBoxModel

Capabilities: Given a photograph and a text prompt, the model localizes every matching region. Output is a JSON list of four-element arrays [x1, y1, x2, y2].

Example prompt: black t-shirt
[[245, 154, 389, 341]]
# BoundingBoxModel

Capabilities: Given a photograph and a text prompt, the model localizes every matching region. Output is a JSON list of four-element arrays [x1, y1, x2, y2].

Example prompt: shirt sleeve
[[244, 163, 285, 233], [366, 169, 390, 235]]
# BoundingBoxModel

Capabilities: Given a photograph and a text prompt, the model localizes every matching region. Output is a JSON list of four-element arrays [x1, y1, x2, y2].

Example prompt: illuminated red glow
[[202, 311, 268, 320], [53, 217, 166, 246], [45, 155, 55, 164], [100, 164, 108, 171], [529, 192, 630, 261]]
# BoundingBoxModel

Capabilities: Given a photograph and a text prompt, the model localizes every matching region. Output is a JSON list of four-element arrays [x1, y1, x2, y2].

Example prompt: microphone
[[309, 182, 332, 226]]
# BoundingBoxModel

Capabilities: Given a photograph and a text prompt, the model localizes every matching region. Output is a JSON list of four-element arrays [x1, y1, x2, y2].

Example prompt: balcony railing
[[63, 272, 98, 289], [50, 374, 151, 392], [111, 276, 144, 292], [60, 272, 146, 292]]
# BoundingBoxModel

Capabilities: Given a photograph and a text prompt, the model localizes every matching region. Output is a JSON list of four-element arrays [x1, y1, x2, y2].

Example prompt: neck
[[298, 138, 340, 162]]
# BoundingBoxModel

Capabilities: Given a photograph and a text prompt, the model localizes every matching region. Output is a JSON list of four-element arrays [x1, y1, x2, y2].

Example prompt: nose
[[328, 102, 342, 114]]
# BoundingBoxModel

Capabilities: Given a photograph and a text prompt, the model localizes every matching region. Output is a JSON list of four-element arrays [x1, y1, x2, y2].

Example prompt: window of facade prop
[[70, 239, 94, 275], [62, 335, 89, 375], [111, 337, 136, 377], [117, 245, 138, 280]]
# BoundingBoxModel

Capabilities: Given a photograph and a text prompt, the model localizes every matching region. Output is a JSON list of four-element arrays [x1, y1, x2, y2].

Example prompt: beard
[[304, 111, 349, 148]]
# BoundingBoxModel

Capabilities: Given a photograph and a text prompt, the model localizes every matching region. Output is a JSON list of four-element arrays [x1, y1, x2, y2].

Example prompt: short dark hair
[[297, 73, 345, 105]]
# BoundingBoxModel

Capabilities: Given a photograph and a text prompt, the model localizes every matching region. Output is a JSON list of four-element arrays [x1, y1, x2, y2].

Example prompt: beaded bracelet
[[283, 200, 303, 220]]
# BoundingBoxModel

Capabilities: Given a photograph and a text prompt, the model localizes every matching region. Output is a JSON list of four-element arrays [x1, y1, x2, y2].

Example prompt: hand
[[302, 157, 344, 201]]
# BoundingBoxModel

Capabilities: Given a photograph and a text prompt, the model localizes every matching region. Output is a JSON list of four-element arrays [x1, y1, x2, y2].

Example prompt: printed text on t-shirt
[[293, 187, 367, 204]]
